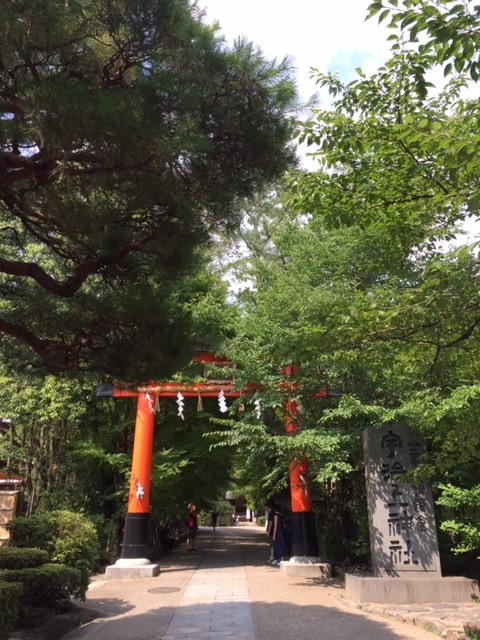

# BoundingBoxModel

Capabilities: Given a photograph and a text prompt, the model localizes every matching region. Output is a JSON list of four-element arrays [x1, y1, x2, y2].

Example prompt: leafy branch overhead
[[367, 0, 480, 80]]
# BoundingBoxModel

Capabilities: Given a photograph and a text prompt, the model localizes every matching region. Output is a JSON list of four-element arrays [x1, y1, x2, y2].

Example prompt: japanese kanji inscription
[[363, 424, 442, 577]]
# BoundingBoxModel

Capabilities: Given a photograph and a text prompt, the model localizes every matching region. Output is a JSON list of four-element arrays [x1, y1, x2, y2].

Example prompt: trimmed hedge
[[0, 563, 82, 607], [0, 547, 49, 570], [7, 510, 99, 599], [5, 515, 51, 550], [0, 581, 22, 640]]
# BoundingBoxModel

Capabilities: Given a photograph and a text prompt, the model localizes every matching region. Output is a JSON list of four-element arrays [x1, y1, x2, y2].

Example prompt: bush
[[0, 582, 22, 640], [7, 510, 99, 599], [1, 563, 82, 608], [0, 547, 49, 570], [257, 516, 266, 527], [6, 513, 51, 550], [465, 622, 480, 639], [88, 513, 119, 567], [49, 511, 99, 598]]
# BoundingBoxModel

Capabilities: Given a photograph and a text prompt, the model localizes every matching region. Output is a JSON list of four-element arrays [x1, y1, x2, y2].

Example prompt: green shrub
[[0, 582, 22, 640], [1, 563, 82, 607], [437, 483, 480, 557], [7, 510, 99, 599], [465, 622, 480, 639], [49, 511, 99, 598], [257, 516, 266, 527], [88, 513, 118, 566], [6, 513, 51, 550], [0, 547, 49, 570]]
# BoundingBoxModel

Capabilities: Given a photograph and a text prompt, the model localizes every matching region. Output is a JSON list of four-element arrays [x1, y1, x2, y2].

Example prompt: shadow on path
[[54, 525, 437, 640]]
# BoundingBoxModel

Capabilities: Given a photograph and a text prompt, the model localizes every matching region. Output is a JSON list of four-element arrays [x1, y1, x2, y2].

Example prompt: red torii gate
[[97, 353, 332, 560]]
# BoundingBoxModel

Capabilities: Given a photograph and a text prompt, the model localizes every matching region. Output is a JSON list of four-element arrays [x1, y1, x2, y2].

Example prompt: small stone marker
[[363, 423, 441, 577]]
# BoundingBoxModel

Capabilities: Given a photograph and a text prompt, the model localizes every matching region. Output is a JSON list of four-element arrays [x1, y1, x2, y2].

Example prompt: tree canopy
[[212, 0, 480, 559], [0, 0, 298, 380]]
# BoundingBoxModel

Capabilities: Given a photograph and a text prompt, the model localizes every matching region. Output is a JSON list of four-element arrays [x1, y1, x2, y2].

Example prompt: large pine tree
[[0, 0, 298, 379]]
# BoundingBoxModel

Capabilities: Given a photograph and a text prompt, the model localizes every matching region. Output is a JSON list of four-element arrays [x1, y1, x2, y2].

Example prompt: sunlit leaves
[[367, 0, 480, 80], [437, 484, 480, 555]]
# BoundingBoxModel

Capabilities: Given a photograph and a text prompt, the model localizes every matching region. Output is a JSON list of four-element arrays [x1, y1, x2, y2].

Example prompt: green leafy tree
[[0, 371, 94, 514], [215, 2, 480, 562], [149, 393, 237, 520], [436, 483, 480, 555], [0, 0, 298, 380]]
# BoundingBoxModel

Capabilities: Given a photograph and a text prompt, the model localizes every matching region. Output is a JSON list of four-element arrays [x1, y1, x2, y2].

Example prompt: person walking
[[186, 502, 198, 551], [265, 500, 285, 566], [211, 509, 218, 532], [265, 499, 276, 564], [271, 505, 286, 565]]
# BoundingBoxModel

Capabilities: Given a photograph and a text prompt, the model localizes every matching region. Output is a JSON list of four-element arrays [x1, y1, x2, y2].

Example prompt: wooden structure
[[0, 471, 22, 546]]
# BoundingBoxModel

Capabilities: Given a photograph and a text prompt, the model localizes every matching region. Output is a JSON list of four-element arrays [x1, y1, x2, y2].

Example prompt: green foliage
[[0, 582, 22, 640], [367, 0, 480, 81], [437, 484, 480, 556], [48, 511, 99, 598], [0, 0, 298, 379], [6, 515, 52, 550], [0, 372, 102, 514], [197, 500, 234, 526], [0, 563, 81, 608], [87, 514, 120, 567], [8, 511, 99, 599], [216, 0, 480, 562], [0, 548, 49, 570], [465, 623, 480, 640], [0, 366, 134, 548], [146, 394, 238, 527]]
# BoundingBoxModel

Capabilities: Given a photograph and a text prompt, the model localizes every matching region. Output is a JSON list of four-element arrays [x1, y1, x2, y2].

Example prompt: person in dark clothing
[[211, 510, 218, 532], [159, 526, 175, 552], [271, 505, 286, 565], [186, 502, 198, 551], [265, 500, 276, 563]]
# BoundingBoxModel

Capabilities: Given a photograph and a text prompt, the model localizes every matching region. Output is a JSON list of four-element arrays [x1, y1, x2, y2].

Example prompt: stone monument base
[[280, 556, 331, 579], [105, 557, 160, 580], [345, 574, 479, 604]]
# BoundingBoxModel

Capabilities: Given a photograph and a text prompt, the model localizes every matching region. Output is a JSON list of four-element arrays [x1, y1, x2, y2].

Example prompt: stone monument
[[345, 423, 479, 604], [364, 423, 441, 577]]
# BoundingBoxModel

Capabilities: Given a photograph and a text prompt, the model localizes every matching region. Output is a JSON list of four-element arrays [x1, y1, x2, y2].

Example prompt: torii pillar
[[285, 397, 318, 557], [281, 366, 331, 578], [122, 392, 155, 560], [97, 387, 160, 578]]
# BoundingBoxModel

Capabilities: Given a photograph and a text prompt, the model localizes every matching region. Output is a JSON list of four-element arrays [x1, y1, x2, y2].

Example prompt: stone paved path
[[20, 523, 479, 640], [164, 543, 254, 640]]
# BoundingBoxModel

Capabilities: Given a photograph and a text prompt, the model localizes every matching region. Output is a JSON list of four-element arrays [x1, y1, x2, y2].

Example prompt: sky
[[197, 0, 392, 103]]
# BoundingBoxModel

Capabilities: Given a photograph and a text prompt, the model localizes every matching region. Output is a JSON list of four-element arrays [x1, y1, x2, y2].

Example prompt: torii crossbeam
[[97, 353, 338, 564]]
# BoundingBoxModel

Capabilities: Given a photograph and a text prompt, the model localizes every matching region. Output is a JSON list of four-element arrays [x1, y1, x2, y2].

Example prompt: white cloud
[[197, 0, 391, 101]]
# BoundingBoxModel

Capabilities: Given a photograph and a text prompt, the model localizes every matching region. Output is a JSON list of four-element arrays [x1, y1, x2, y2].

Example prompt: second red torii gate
[[97, 353, 332, 560]]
